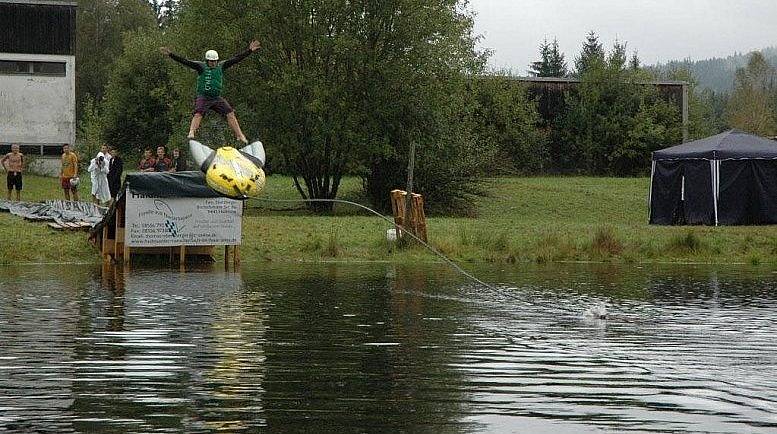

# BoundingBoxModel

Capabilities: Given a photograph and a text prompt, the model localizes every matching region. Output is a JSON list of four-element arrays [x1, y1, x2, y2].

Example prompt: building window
[[0, 60, 28, 74], [0, 60, 66, 76]]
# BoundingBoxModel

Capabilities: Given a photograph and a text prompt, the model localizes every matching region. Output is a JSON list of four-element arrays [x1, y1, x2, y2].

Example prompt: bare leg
[[188, 113, 203, 139], [15, 190, 20, 201], [7, 189, 11, 200], [72, 189, 79, 202], [226, 112, 248, 143], [64, 188, 70, 201]]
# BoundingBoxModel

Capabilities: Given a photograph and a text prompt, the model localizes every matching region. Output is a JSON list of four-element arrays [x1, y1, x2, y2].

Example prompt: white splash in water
[[583, 302, 608, 320]]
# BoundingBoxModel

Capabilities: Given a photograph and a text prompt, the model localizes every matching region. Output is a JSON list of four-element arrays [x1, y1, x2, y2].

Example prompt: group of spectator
[[139, 146, 187, 173], [0, 144, 188, 206], [58, 143, 124, 206]]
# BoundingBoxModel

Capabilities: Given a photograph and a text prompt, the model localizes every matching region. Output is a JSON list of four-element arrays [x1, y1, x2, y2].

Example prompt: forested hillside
[[652, 47, 777, 92]]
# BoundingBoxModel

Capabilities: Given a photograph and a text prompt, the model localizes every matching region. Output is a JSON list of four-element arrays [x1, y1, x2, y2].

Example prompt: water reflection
[[0, 263, 776, 432]]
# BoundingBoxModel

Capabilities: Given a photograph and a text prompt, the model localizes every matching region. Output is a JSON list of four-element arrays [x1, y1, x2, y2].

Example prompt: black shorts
[[194, 96, 234, 116], [7, 172, 22, 191]]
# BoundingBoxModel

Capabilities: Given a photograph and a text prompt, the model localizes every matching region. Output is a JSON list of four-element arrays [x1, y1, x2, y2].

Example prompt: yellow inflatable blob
[[205, 147, 266, 199]]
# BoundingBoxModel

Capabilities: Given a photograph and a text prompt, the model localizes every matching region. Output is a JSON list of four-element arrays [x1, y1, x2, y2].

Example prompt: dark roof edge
[[0, 0, 77, 6], [505, 76, 688, 86]]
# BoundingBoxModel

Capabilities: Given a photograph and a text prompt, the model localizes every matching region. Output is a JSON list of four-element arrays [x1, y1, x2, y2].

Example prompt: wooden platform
[[93, 194, 240, 270]]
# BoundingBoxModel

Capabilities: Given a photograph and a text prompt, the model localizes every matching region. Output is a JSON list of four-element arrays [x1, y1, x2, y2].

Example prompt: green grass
[[2, 173, 777, 265]]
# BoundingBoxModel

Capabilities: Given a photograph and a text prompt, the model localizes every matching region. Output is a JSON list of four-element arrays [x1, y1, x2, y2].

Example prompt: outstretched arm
[[222, 40, 260, 70], [160, 47, 204, 73]]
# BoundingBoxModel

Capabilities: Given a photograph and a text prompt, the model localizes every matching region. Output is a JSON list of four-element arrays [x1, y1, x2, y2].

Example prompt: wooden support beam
[[682, 83, 689, 143]]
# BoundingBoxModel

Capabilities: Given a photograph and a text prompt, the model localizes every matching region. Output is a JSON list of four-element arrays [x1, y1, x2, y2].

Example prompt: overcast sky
[[467, 0, 777, 74]]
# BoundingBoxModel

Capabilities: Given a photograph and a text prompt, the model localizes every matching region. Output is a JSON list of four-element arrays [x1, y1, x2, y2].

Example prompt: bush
[[101, 29, 178, 155], [469, 75, 548, 174]]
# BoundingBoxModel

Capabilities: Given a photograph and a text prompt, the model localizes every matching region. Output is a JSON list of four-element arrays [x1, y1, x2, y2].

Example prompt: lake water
[[1, 263, 776, 433]]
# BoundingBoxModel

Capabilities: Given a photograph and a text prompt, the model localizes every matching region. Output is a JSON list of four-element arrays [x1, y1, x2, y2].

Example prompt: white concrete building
[[0, 0, 77, 160]]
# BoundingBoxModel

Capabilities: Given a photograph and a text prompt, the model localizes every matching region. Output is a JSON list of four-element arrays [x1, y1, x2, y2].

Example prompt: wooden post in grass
[[403, 140, 416, 243], [390, 190, 427, 243]]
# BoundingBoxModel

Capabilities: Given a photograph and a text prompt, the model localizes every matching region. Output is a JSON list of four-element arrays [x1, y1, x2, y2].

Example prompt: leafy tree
[[75, 0, 157, 118], [167, 0, 490, 214], [529, 38, 567, 77], [471, 75, 547, 174], [574, 31, 605, 76], [349, 1, 491, 214], [101, 29, 178, 155], [726, 52, 777, 136]]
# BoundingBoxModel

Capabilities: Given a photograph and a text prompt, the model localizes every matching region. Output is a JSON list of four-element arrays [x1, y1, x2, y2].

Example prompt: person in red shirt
[[139, 149, 156, 172], [154, 146, 173, 172]]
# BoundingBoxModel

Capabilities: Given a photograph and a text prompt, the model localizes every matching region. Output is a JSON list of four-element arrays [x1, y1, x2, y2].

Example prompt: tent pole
[[713, 160, 720, 226], [648, 160, 655, 222]]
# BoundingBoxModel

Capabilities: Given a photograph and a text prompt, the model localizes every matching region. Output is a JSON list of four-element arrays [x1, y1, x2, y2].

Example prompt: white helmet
[[205, 49, 219, 61], [69, 177, 80, 187]]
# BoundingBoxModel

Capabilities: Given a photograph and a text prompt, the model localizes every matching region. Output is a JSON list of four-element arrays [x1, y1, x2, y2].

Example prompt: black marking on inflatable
[[201, 151, 216, 173], [239, 150, 264, 168]]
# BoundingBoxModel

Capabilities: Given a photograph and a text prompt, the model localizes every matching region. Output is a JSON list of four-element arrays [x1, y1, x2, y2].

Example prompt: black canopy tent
[[649, 129, 777, 225]]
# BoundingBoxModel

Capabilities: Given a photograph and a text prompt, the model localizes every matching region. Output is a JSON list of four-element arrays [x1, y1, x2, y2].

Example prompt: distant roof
[[512, 76, 688, 86], [0, 0, 77, 6], [653, 129, 777, 160]]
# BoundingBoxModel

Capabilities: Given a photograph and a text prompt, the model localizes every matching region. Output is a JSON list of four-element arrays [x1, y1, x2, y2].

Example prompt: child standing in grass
[[1, 144, 24, 201]]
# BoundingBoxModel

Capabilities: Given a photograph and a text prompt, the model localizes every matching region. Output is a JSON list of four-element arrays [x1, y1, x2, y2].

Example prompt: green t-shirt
[[197, 64, 224, 98]]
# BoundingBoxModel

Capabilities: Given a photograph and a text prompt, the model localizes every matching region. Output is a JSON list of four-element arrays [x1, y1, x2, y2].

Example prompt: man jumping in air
[[160, 40, 260, 144]]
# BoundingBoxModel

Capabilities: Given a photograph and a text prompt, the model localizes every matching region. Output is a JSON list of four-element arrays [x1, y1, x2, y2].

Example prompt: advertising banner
[[125, 190, 242, 247]]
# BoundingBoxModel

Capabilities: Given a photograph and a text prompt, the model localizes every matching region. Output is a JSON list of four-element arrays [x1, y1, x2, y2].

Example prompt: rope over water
[[249, 197, 500, 292]]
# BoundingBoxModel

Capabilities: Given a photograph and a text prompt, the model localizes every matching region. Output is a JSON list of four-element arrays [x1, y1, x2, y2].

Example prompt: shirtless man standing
[[1, 144, 24, 201]]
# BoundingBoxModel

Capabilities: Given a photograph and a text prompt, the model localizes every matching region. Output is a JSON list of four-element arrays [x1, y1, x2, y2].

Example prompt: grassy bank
[[1, 174, 776, 265]]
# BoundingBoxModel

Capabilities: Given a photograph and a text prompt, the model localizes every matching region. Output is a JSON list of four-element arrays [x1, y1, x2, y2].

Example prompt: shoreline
[[2, 174, 776, 267]]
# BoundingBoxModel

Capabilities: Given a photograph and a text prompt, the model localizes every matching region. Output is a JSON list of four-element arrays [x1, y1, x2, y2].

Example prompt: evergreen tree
[[555, 52, 682, 175], [529, 38, 567, 77], [574, 31, 604, 76], [608, 40, 627, 71], [547, 39, 568, 77], [528, 39, 552, 77], [629, 52, 640, 71]]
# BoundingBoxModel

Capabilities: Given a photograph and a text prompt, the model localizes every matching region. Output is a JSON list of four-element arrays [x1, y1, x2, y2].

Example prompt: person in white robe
[[88, 153, 111, 205]]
